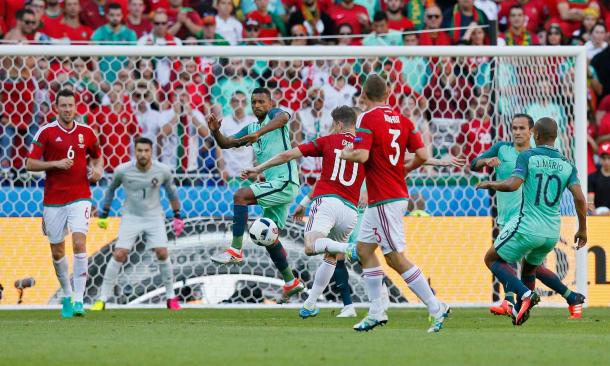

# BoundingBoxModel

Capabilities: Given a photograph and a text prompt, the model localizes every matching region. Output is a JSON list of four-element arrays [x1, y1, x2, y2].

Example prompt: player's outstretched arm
[[241, 147, 302, 180], [293, 181, 316, 222], [470, 143, 502, 172], [207, 113, 243, 149], [240, 110, 290, 145], [26, 157, 73, 172], [404, 147, 429, 173], [477, 177, 524, 192], [569, 184, 588, 249], [340, 148, 369, 163], [405, 153, 466, 168]]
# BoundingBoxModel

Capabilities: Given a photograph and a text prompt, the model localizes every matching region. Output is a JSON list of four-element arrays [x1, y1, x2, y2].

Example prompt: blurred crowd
[[0, 0, 610, 212]]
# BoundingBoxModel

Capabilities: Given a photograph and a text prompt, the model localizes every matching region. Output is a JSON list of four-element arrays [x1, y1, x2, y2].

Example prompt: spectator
[[40, 0, 63, 38], [3, 8, 50, 43], [125, 0, 152, 38], [591, 41, 610, 99], [93, 84, 141, 172], [572, 7, 600, 42], [159, 85, 209, 172], [57, 0, 94, 43], [498, 0, 544, 34], [245, 0, 287, 44], [363, 11, 403, 46], [240, 0, 286, 20], [400, 94, 431, 153], [400, 30, 429, 93], [91, 3, 137, 82], [453, 93, 493, 166], [240, 17, 266, 45], [598, 106, 610, 144], [588, 142, 610, 215], [293, 87, 332, 185], [554, 0, 600, 35], [545, 23, 566, 45], [525, 79, 567, 150], [212, 59, 258, 117], [288, 24, 308, 45], [215, 0, 243, 45], [44, 0, 61, 19], [2, 0, 25, 32], [322, 60, 357, 111], [328, 0, 370, 36], [442, 0, 489, 44], [418, 5, 451, 45], [26, 0, 46, 29], [299, 59, 330, 87], [336, 23, 361, 45], [385, 0, 413, 31], [137, 11, 182, 86], [196, 15, 230, 44], [165, 0, 203, 40], [218, 91, 256, 185], [0, 56, 38, 171], [458, 18, 488, 45], [133, 88, 165, 158], [287, 0, 335, 43], [80, 0, 113, 30], [474, 0, 499, 21], [502, 5, 539, 45], [585, 23, 608, 60]]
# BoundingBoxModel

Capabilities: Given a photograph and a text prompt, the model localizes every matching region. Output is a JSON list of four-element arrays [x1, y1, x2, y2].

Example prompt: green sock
[[265, 242, 295, 283], [231, 236, 243, 251], [280, 268, 295, 283]]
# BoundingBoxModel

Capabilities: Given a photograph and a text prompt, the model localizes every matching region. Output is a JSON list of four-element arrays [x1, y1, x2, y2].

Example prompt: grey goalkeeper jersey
[[102, 160, 178, 218]]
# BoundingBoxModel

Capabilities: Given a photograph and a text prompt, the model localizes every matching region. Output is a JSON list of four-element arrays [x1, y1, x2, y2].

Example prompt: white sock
[[401, 266, 441, 316], [52, 256, 72, 299], [313, 238, 348, 255], [100, 257, 122, 301], [72, 253, 88, 303], [304, 259, 336, 309], [362, 266, 384, 317], [158, 258, 175, 299]]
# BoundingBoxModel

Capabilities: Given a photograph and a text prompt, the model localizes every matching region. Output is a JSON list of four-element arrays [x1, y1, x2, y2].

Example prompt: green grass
[[1, 308, 609, 366]]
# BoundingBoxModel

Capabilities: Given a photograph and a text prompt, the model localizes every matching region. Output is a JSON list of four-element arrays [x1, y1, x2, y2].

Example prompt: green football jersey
[[471, 142, 521, 226], [232, 108, 299, 185], [511, 145, 579, 238]]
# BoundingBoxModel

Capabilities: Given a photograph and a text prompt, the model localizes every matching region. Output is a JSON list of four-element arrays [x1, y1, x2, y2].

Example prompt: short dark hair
[[252, 87, 271, 99], [512, 113, 534, 129], [17, 8, 35, 20], [55, 89, 75, 104], [135, 137, 154, 147], [108, 3, 123, 12], [373, 11, 388, 23], [363, 74, 387, 102], [534, 117, 558, 141], [592, 22, 607, 33], [331, 105, 357, 126], [509, 5, 524, 15]]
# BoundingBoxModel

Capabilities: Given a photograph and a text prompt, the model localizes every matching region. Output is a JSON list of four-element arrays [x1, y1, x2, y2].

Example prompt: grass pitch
[[1, 308, 609, 366]]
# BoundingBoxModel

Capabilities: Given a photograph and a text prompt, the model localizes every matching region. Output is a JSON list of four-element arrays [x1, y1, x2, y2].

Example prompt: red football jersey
[[28, 121, 102, 206], [354, 106, 424, 205], [299, 132, 365, 207]]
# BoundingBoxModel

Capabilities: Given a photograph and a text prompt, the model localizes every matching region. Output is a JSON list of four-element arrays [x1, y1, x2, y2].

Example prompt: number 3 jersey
[[511, 145, 579, 238], [298, 132, 365, 209], [354, 106, 424, 206], [28, 121, 101, 206]]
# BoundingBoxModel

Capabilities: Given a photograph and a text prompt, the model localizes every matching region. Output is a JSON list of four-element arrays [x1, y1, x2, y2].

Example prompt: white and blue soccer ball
[[249, 218, 279, 246]]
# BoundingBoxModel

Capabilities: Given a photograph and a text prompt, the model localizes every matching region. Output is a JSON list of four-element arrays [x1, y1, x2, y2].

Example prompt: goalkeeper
[[92, 137, 185, 311]]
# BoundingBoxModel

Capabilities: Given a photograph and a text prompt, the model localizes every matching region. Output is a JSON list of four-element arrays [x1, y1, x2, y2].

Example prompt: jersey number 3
[[389, 129, 401, 166]]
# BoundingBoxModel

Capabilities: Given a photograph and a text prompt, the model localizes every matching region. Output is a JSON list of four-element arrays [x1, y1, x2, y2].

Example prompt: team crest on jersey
[[151, 177, 159, 187]]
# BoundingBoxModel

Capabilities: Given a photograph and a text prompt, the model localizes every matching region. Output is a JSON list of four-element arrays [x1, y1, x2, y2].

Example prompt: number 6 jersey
[[354, 106, 424, 206], [28, 121, 101, 206], [298, 132, 365, 209]]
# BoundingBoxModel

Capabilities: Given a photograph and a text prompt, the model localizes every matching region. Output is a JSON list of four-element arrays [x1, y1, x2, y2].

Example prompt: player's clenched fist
[[240, 167, 260, 180], [207, 113, 222, 132], [54, 158, 74, 170]]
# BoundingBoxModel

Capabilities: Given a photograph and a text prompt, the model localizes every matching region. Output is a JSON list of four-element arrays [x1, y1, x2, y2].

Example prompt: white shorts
[[357, 200, 408, 255], [305, 196, 358, 242], [115, 214, 168, 251], [42, 200, 92, 244]]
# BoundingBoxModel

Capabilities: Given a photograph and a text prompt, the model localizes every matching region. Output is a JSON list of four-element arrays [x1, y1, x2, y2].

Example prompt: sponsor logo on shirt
[[55, 136, 62, 142]]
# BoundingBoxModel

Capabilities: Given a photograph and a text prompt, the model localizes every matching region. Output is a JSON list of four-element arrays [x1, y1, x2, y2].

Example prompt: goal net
[[0, 46, 587, 308]]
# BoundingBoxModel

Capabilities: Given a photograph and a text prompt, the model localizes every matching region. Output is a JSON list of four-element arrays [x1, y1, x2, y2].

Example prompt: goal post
[[0, 45, 588, 307]]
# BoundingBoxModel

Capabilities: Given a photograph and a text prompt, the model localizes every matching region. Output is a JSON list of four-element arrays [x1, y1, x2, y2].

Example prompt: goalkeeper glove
[[172, 210, 184, 236], [97, 218, 109, 229]]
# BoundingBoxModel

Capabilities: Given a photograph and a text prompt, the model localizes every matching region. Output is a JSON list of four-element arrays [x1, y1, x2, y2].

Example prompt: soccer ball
[[249, 218, 279, 246]]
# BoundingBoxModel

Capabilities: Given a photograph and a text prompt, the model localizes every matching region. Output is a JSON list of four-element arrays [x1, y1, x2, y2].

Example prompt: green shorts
[[250, 180, 299, 229], [494, 220, 558, 266]]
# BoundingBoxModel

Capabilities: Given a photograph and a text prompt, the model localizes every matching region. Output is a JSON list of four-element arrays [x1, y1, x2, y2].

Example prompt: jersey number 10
[[534, 173, 562, 206], [332, 149, 359, 187]]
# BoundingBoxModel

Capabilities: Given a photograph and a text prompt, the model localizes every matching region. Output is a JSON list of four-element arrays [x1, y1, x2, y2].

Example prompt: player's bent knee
[[50, 243, 66, 260], [155, 248, 169, 260], [113, 249, 129, 263], [233, 188, 255, 205]]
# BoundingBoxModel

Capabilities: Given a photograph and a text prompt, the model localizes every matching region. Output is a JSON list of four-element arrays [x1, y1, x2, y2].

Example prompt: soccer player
[[91, 137, 184, 311], [477, 117, 587, 325], [242, 106, 365, 318], [341, 74, 450, 333], [471, 114, 585, 318], [26, 89, 104, 318], [207, 87, 304, 302]]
